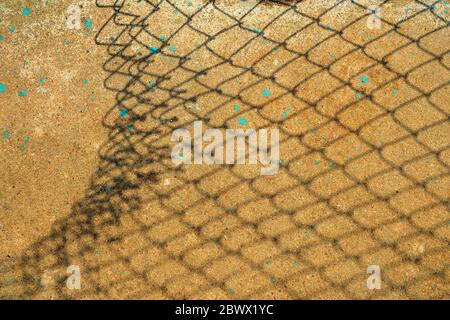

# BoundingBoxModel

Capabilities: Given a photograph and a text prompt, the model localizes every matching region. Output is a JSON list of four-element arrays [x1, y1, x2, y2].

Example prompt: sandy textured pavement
[[0, 0, 449, 299]]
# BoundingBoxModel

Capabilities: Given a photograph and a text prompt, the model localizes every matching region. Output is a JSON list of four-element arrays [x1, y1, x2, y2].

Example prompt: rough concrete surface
[[0, 0, 449, 299]]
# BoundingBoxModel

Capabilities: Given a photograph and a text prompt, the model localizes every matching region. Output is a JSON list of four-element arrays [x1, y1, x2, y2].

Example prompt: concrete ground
[[0, 0, 448, 299]]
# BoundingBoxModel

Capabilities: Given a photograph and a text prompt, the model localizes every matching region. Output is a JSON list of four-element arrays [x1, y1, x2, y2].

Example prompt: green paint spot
[[39, 77, 45, 84], [229, 288, 235, 293], [2, 131, 10, 139], [84, 19, 93, 28], [233, 105, 240, 111], [19, 145, 25, 151], [120, 108, 128, 118], [18, 90, 28, 97], [83, 79, 89, 85], [391, 89, 398, 94], [0, 34, 4, 41], [8, 25, 14, 33], [328, 161, 337, 169], [361, 74, 369, 83]]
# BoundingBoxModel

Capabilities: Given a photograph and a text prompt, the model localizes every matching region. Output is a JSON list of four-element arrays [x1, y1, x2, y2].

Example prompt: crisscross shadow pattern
[[2, 0, 449, 299]]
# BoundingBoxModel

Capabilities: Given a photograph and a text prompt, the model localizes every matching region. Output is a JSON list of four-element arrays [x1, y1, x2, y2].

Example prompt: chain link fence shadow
[[1, 0, 448, 299]]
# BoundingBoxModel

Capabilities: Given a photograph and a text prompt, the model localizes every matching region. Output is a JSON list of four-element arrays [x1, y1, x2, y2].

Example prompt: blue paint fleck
[[263, 88, 270, 97], [120, 109, 128, 118], [18, 90, 28, 97], [21, 8, 31, 16], [150, 47, 158, 54]]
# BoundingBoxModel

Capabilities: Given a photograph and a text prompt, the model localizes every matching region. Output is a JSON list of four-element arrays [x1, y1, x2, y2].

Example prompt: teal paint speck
[[21, 8, 31, 16], [233, 105, 240, 111], [84, 19, 93, 28], [391, 89, 398, 94], [150, 47, 158, 54], [0, 34, 4, 41], [8, 25, 14, 33], [2, 131, 10, 139], [355, 93, 362, 99], [0, 84, 6, 93], [263, 88, 270, 97], [120, 109, 128, 118], [39, 77, 45, 84], [83, 79, 89, 85], [238, 117, 247, 125], [18, 90, 28, 97], [361, 75, 369, 83], [169, 45, 175, 52]]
